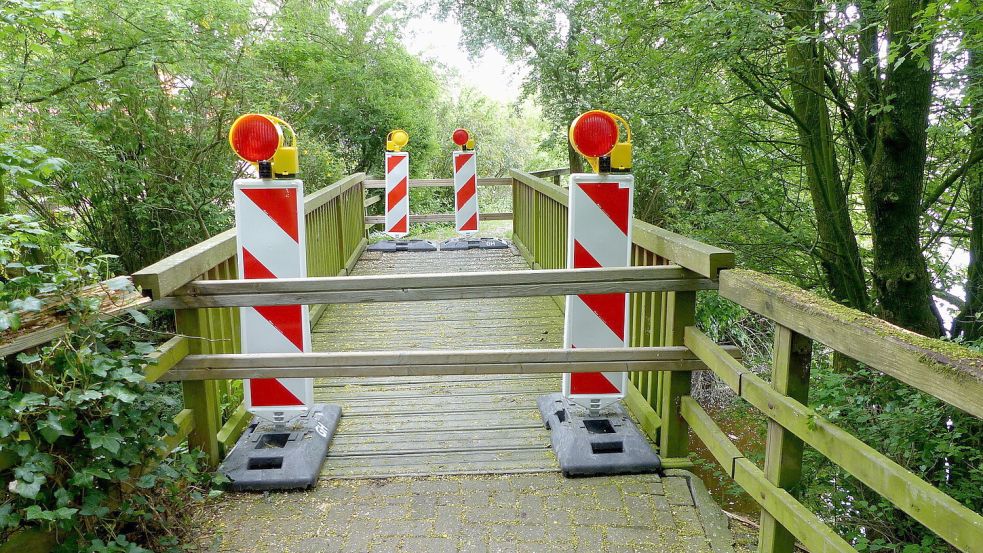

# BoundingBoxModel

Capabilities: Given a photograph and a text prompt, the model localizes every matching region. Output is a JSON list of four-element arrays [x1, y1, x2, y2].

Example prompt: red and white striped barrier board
[[453, 150, 479, 234], [385, 151, 410, 237], [234, 179, 313, 422], [562, 173, 634, 411]]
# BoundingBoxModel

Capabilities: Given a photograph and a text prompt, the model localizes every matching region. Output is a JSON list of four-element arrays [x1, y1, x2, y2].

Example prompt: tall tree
[[862, 0, 943, 336], [783, 0, 870, 311]]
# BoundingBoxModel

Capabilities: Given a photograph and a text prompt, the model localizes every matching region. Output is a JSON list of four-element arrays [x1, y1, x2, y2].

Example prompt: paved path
[[198, 245, 734, 552], [199, 472, 730, 553]]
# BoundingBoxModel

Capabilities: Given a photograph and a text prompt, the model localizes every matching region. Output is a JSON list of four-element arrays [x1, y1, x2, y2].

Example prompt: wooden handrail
[[529, 167, 571, 179], [158, 345, 742, 381], [363, 177, 511, 189], [364, 212, 512, 224], [149, 266, 717, 309], [719, 268, 983, 418], [132, 173, 366, 299], [510, 169, 735, 278], [684, 326, 983, 552]]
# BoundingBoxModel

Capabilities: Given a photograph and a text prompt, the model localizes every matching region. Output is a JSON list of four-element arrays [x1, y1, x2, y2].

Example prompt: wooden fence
[[510, 169, 983, 552], [5, 167, 983, 552], [131, 173, 368, 465]]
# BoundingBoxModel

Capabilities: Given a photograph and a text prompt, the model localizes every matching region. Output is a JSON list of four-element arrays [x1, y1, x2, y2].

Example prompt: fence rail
[[158, 345, 742, 381], [684, 268, 983, 553], [150, 266, 716, 309]]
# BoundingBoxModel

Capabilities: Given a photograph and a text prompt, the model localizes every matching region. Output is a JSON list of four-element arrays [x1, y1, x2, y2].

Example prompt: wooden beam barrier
[[150, 266, 717, 309], [684, 327, 983, 552], [719, 268, 983, 419], [363, 177, 512, 189], [364, 212, 512, 224], [159, 345, 742, 381]]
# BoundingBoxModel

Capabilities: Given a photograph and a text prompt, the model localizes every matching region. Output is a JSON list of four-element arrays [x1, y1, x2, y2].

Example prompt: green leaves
[[86, 430, 123, 454]]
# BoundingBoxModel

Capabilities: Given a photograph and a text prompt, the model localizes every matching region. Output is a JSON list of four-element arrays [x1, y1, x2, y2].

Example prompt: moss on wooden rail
[[719, 268, 983, 418], [684, 326, 983, 552]]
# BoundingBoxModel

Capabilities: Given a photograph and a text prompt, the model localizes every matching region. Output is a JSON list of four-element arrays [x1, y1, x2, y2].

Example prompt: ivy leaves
[[0, 214, 209, 551]]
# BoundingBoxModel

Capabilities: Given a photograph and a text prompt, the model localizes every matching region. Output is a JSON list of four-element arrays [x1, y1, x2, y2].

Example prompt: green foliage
[[0, 214, 218, 552], [803, 359, 983, 551]]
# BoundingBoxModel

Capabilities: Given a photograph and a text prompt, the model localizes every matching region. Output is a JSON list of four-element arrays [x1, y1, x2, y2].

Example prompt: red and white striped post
[[562, 173, 634, 412], [453, 150, 479, 234], [235, 179, 313, 423], [385, 151, 409, 237]]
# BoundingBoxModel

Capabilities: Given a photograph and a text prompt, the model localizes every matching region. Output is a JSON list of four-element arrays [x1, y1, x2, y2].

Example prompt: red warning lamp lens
[[452, 128, 470, 146], [571, 111, 618, 158], [230, 114, 280, 162]]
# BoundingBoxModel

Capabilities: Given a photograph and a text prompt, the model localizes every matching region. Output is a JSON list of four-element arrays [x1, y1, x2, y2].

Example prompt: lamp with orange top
[[229, 113, 299, 178], [568, 110, 632, 173]]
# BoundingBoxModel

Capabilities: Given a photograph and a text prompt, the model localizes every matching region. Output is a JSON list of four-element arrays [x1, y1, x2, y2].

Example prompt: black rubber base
[[438, 237, 509, 251], [219, 404, 341, 491], [537, 393, 661, 477], [367, 240, 437, 252]]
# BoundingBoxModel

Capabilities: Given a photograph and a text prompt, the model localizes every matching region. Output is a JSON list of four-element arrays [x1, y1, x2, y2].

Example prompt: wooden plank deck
[[312, 247, 565, 478]]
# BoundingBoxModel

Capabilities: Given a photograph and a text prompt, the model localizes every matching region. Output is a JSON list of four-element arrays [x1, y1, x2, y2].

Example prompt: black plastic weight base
[[219, 404, 341, 491], [537, 393, 661, 477], [438, 237, 509, 251], [367, 239, 437, 252]]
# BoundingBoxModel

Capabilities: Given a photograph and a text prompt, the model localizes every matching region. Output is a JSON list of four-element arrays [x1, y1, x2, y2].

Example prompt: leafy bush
[[0, 213, 216, 552]]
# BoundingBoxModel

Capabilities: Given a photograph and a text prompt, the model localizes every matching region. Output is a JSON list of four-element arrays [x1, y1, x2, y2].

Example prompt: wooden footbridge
[[8, 169, 983, 551]]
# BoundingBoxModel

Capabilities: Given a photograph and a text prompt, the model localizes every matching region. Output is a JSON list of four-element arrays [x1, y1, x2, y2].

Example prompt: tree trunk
[[863, 0, 942, 337], [958, 46, 983, 339], [567, 139, 584, 174], [785, 0, 870, 312]]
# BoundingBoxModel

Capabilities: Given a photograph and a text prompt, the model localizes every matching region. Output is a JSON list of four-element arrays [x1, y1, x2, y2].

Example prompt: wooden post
[[176, 307, 222, 467], [660, 290, 695, 457], [759, 324, 812, 553], [531, 186, 540, 265]]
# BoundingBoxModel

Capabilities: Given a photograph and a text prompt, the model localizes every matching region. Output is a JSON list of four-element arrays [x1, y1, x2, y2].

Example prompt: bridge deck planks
[[312, 247, 564, 478]]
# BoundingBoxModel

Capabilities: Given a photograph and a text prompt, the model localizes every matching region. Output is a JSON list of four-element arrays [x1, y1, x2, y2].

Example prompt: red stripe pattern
[[235, 182, 311, 412], [385, 152, 410, 237], [453, 151, 479, 233], [564, 175, 634, 406]]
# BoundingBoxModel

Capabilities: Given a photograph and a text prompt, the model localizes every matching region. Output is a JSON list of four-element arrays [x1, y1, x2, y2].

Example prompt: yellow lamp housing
[[228, 114, 300, 178], [568, 110, 632, 174], [387, 129, 410, 152]]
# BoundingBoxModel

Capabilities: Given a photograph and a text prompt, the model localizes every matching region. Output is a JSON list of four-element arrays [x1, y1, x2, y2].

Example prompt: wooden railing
[[362, 177, 512, 228], [682, 269, 983, 552], [511, 169, 983, 551], [8, 167, 983, 552], [510, 169, 735, 462], [132, 173, 368, 466]]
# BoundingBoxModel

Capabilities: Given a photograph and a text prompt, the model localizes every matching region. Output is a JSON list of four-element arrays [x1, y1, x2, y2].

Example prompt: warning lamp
[[452, 128, 475, 150], [568, 110, 632, 173], [386, 129, 409, 152], [228, 114, 299, 178]]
